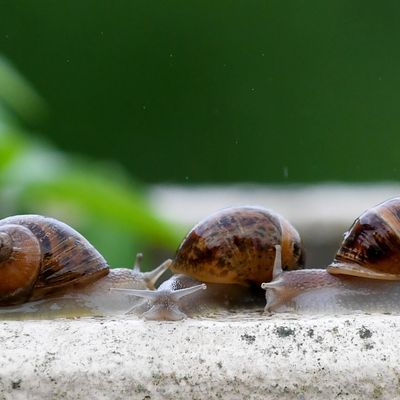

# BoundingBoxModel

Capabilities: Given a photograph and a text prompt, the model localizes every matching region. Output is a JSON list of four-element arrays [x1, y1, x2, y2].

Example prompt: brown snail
[[115, 206, 305, 320], [262, 197, 400, 314], [0, 215, 170, 319]]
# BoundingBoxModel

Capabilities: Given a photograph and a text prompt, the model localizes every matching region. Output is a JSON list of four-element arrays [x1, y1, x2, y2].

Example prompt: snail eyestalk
[[110, 283, 207, 301], [168, 283, 207, 300], [272, 244, 282, 279], [133, 253, 143, 272], [261, 244, 283, 290], [142, 259, 172, 289], [261, 245, 285, 313]]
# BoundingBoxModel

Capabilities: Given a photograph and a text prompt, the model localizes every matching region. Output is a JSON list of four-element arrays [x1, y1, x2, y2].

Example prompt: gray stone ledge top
[[150, 183, 400, 239], [1, 313, 399, 400]]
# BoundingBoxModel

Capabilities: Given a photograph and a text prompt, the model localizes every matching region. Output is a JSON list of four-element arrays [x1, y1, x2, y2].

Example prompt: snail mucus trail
[[262, 197, 400, 315]]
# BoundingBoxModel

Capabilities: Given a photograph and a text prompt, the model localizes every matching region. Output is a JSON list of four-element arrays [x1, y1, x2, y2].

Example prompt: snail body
[[263, 247, 400, 314], [115, 206, 304, 320], [0, 215, 170, 319], [113, 275, 207, 320], [263, 197, 400, 314], [114, 274, 263, 320]]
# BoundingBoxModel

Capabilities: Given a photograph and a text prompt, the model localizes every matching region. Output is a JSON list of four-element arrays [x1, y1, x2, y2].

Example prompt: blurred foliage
[[0, 56, 47, 124], [1, 1, 400, 183], [0, 58, 182, 269]]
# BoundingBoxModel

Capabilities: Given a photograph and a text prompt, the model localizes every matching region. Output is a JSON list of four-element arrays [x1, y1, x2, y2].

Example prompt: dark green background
[[0, 1, 399, 183]]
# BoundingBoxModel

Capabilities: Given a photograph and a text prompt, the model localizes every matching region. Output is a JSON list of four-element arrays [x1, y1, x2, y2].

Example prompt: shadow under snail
[[0, 215, 170, 319], [262, 197, 400, 314]]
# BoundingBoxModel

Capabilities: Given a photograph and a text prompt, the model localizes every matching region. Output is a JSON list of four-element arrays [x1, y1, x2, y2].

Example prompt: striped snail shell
[[0, 215, 109, 305], [328, 197, 400, 280]]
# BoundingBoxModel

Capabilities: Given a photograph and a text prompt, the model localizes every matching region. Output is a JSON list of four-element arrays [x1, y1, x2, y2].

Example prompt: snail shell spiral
[[0, 215, 109, 305]]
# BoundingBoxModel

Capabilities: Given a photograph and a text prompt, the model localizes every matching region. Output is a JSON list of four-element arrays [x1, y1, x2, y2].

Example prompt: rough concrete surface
[[1, 313, 400, 399]]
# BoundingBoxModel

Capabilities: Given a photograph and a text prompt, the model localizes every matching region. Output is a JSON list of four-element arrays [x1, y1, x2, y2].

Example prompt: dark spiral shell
[[328, 197, 400, 280], [170, 206, 305, 285], [0, 215, 109, 305]]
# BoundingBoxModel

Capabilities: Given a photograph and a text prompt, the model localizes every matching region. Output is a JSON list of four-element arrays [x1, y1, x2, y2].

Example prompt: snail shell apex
[[327, 197, 400, 280], [0, 215, 109, 305], [170, 206, 305, 285]]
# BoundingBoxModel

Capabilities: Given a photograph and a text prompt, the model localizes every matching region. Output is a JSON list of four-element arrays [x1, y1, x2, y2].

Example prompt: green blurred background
[[0, 1, 399, 267]]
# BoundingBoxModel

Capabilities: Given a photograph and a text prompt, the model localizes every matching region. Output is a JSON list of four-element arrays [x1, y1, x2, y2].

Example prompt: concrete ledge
[[150, 183, 400, 230], [1, 313, 400, 399]]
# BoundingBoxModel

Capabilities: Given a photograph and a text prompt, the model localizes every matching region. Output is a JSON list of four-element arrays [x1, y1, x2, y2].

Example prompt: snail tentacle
[[272, 244, 282, 279], [168, 283, 207, 300], [261, 245, 283, 290], [132, 253, 143, 272], [111, 288, 160, 299], [141, 259, 172, 290], [112, 283, 207, 300], [128, 253, 171, 289]]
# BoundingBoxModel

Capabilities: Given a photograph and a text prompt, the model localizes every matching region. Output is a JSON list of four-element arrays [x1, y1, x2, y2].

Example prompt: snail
[[262, 197, 400, 314], [113, 273, 265, 320], [114, 206, 305, 320], [0, 215, 170, 319]]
